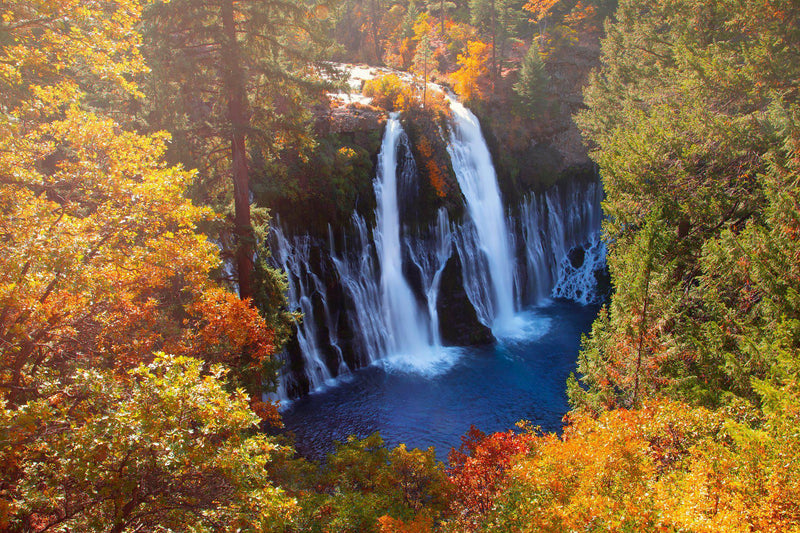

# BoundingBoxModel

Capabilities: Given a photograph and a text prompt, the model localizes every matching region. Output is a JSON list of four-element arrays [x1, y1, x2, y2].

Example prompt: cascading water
[[516, 179, 606, 305], [374, 114, 435, 355], [269, 227, 344, 398], [447, 99, 517, 329], [406, 208, 453, 347], [269, 92, 606, 400], [329, 215, 386, 366]]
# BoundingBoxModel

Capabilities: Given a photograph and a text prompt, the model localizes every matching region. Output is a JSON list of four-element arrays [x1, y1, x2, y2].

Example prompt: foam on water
[[492, 310, 553, 343], [381, 346, 465, 376]]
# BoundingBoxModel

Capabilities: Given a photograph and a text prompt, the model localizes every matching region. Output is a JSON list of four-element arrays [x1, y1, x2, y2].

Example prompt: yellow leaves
[[451, 40, 491, 102], [481, 399, 800, 532], [378, 514, 434, 533], [412, 12, 432, 42], [363, 74, 415, 111], [523, 0, 561, 23], [0, 99, 232, 385], [337, 146, 358, 160], [2, 0, 147, 117]]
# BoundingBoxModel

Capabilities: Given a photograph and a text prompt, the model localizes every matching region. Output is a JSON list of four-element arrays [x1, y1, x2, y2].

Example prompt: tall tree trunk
[[221, 0, 254, 300], [370, 0, 382, 64], [490, 0, 497, 94], [632, 267, 651, 408], [422, 43, 428, 107]]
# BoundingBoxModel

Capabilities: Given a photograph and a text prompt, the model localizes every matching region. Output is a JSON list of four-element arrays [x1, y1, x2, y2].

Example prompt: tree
[[426, 0, 458, 34], [522, 0, 559, 35], [142, 0, 333, 301], [451, 39, 492, 101], [0, 0, 275, 404], [412, 14, 435, 106], [469, 0, 501, 89], [330, 0, 395, 63], [447, 426, 534, 530], [513, 43, 550, 115], [468, 0, 525, 92], [1, 355, 295, 532], [267, 433, 453, 533], [572, 0, 800, 408], [0, 2, 285, 528]]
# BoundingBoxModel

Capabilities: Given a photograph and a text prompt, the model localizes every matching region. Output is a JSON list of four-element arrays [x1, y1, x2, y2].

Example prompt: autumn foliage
[[416, 137, 449, 198], [0, 1, 284, 529], [451, 40, 492, 102], [363, 74, 416, 111], [446, 426, 534, 529]]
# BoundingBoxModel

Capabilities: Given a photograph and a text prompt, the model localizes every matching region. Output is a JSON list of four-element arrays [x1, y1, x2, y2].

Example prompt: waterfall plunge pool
[[280, 299, 599, 461]]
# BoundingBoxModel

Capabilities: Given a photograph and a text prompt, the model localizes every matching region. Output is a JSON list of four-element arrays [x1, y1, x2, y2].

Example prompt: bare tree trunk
[[221, 0, 254, 300], [491, 0, 497, 94], [633, 265, 652, 407], [423, 45, 428, 107]]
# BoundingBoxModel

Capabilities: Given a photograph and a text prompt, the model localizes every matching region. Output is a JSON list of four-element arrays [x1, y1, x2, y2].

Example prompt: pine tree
[[572, 0, 800, 409], [427, 0, 457, 34], [142, 0, 333, 301], [513, 44, 550, 115]]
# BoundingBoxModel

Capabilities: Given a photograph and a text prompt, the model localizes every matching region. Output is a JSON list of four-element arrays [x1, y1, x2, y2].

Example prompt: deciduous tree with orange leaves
[[451, 39, 492, 102], [0, 1, 288, 530]]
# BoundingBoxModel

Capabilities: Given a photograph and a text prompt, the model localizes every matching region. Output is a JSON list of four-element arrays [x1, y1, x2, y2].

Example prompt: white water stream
[[269, 92, 605, 402], [447, 100, 517, 329], [374, 114, 437, 356]]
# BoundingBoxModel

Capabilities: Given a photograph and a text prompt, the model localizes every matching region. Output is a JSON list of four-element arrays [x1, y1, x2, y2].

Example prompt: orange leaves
[[458, 400, 800, 533], [186, 288, 276, 369], [0, 1, 280, 403], [523, 0, 561, 23], [451, 40, 491, 102], [564, 1, 600, 35], [416, 137, 448, 198], [480, 403, 694, 531]]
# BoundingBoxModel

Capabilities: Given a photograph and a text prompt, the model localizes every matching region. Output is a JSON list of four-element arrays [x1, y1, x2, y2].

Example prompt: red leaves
[[447, 426, 534, 521], [180, 288, 277, 386]]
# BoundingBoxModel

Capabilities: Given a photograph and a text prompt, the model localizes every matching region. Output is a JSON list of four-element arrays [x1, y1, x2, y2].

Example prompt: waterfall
[[270, 227, 345, 396], [374, 114, 435, 355], [275, 114, 457, 390], [516, 179, 606, 305], [447, 99, 516, 328], [407, 208, 453, 347], [268, 95, 607, 400], [329, 215, 386, 366]]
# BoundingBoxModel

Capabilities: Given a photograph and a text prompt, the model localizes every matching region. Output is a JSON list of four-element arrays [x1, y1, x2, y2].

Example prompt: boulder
[[436, 252, 495, 346]]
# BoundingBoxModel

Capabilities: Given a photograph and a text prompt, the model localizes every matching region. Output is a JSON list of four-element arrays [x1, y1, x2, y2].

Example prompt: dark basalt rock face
[[568, 246, 586, 269], [436, 251, 495, 346]]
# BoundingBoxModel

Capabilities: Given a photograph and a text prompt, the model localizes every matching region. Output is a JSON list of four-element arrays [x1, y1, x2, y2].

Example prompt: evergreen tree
[[469, 0, 527, 92], [142, 0, 334, 301], [427, 0, 458, 34], [572, 0, 800, 409], [513, 43, 550, 115]]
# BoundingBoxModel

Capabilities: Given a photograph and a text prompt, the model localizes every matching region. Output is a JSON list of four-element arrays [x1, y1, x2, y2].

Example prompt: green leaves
[[574, 0, 800, 408], [2, 354, 295, 532], [513, 44, 550, 116]]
